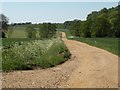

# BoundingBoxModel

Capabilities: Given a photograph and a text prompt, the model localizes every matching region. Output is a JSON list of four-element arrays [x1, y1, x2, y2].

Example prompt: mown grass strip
[[68, 37, 119, 55]]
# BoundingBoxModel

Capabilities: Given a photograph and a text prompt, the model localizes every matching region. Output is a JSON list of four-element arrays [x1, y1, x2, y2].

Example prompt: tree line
[[25, 23, 56, 38], [11, 22, 32, 26], [64, 5, 120, 38]]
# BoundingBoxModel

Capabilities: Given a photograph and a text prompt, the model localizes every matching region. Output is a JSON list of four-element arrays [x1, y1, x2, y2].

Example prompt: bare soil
[[2, 32, 118, 88]]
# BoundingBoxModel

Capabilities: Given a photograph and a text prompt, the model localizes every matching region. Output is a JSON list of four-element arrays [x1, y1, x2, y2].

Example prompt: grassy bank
[[2, 38, 71, 71]]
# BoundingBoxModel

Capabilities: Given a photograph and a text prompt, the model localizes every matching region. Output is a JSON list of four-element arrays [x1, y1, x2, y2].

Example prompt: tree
[[100, 8, 108, 13], [87, 11, 98, 20], [69, 20, 81, 36], [39, 23, 56, 38], [110, 16, 120, 37], [91, 17, 110, 37], [0, 14, 9, 38], [80, 20, 91, 37], [64, 5, 119, 38]]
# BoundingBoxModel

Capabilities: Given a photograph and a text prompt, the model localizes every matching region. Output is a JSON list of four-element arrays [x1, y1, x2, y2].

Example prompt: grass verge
[[2, 38, 71, 71], [68, 37, 118, 55]]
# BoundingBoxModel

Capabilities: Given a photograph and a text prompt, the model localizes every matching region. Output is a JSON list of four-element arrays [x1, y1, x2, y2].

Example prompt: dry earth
[[2, 32, 118, 88]]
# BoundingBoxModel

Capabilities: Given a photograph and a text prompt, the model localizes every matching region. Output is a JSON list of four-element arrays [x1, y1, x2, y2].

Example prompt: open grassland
[[57, 29, 119, 55], [7, 25, 28, 38], [7, 30, 27, 38], [7, 25, 40, 38], [2, 38, 71, 71]]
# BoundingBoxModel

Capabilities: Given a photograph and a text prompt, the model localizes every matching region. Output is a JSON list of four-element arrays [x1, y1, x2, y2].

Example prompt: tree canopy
[[64, 5, 120, 38]]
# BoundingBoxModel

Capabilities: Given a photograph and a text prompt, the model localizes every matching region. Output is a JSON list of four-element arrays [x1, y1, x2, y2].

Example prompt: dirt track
[[2, 32, 118, 88]]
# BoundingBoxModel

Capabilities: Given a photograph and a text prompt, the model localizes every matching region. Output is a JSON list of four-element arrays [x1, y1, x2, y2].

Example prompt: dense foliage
[[25, 23, 56, 38], [64, 5, 120, 37], [38, 23, 56, 38]]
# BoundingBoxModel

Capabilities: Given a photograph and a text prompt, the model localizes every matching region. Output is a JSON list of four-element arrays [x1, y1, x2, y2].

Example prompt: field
[[7, 25, 27, 38], [58, 29, 119, 55]]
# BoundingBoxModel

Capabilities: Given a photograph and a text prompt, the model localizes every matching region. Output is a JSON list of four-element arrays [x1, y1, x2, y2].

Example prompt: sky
[[1, 0, 120, 2], [1, 2, 119, 23]]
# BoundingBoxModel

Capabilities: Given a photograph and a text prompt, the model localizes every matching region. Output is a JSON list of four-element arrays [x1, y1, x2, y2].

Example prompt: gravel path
[[2, 32, 118, 88]]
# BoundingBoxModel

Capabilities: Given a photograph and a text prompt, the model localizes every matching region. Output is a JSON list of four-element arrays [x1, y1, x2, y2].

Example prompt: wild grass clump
[[38, 39, 71, 68], [2, 38, 71, 71]]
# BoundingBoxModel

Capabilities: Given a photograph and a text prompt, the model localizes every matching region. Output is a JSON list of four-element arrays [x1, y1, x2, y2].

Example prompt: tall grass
[[2, 38, 71, 71]]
